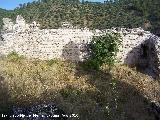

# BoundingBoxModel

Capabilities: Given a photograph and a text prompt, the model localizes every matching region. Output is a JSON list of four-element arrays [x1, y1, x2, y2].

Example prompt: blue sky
[[0, 0, 37, 10], [0, 0, 105, 10]]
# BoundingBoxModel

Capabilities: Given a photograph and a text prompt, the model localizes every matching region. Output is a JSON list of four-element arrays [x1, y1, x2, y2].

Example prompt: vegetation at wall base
[[0, 56, 159, 120], [85, 32, 122, 70], [7, 51, 25, 62], [46, 59, 59, 66]]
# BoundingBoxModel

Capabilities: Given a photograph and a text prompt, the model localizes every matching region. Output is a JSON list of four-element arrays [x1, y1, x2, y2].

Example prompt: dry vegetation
[[0, 55, 159, 120]]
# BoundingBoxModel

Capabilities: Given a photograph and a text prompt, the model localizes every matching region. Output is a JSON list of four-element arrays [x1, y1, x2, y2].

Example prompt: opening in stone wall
[[141, 44, 149, 58]]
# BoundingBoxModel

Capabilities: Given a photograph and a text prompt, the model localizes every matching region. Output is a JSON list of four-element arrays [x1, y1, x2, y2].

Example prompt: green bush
[[46, 59, 59, 66], [7, 52, 24, 62], [86, 32, 122, 70]]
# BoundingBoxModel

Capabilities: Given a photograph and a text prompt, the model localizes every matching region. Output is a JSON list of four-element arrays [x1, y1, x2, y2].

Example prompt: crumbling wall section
[[0, 15, 157, 66]]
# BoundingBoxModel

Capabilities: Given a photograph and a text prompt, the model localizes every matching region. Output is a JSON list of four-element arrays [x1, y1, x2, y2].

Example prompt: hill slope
[[0, 0, 160, 36], [0, 0, 145, 30], [0, 56, 159, 120]]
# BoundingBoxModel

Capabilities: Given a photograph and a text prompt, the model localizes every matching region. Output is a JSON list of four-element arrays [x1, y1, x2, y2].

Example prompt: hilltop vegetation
[[0, 8, 14, 31], [0, 0, 160, 35]]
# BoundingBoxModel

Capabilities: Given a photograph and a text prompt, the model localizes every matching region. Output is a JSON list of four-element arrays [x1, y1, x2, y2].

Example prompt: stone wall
[[0, 15, 159, 70]]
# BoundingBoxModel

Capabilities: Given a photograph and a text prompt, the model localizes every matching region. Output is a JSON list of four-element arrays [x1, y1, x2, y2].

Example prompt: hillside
[[0, 0, 160, 119], [0, 56, 159, 120], [0, 0, 160, 36]]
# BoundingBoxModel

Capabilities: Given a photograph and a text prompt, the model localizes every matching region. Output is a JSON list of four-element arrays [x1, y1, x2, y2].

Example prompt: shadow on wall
[[124, 40, 149, 68], [124, 37, 160, 79], [61, 41, 80, 61], [0, 35, 2, 41]]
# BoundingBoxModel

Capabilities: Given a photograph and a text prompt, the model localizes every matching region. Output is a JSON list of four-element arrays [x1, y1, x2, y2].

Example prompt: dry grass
[[107, 64, 160, 102], [0, 56, 159, 120]]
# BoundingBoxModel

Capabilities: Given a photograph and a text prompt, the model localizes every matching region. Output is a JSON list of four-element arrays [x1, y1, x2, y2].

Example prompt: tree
[[86, 32, 122, 70]]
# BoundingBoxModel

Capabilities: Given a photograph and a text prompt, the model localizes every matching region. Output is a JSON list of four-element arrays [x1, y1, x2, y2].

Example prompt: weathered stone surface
[[0, 16, 94, 61], [1, 15, 160, 78], [2, 18, 14, 33]]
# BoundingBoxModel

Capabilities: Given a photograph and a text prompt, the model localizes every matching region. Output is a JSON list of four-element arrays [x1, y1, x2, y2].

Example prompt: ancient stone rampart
[[1, 15, 160, 76]]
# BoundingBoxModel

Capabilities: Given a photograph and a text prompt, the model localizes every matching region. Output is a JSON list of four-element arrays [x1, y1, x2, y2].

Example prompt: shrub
[[7, 52, 24, 62], [86, 32, 122, 70], [46, 59, 59, 66]]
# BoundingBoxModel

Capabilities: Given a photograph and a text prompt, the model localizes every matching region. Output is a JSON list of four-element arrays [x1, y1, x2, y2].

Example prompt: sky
[[0, 0, 105, 10]]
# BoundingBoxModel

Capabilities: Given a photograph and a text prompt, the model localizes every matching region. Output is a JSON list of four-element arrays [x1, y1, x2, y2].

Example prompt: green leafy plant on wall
[[86, 32, 122, 70]]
